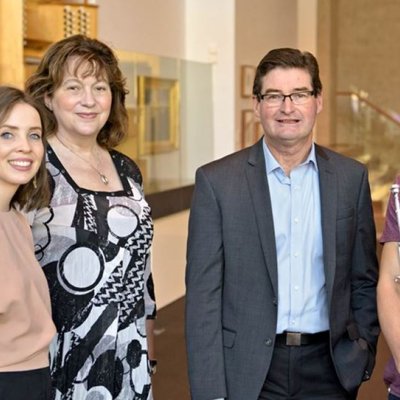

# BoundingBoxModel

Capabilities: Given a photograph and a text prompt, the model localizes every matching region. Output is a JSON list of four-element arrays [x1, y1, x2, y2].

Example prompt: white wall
[[96, 0, 185, 58], [297, 0, 318, 139], [185, 0, 236, 159], [297, 0, 317, 54], [235, 0, 299, 149]]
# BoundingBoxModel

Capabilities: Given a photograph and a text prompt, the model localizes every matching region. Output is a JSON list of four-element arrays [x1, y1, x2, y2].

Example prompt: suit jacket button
[[265, 338, 273, 346], [272, 298, 278, 306]]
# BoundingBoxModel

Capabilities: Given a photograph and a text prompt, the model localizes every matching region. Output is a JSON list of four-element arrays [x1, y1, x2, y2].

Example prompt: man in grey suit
[[185, 48, 379, 400]]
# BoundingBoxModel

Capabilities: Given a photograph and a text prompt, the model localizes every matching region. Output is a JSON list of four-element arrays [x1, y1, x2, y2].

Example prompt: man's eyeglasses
[[258, 90, 315, 106]]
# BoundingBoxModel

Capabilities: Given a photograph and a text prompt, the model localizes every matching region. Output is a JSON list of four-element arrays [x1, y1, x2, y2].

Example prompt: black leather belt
[[275, 331, 329, 346]]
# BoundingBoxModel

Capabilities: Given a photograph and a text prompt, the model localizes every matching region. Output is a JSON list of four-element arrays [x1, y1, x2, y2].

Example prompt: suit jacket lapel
[[316, 144, 337, 303], [245, 139, 278, 297]]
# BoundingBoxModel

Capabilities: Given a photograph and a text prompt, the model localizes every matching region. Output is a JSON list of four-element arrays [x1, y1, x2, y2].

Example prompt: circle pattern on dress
[[107, 204, 138, 238], [58, 243, 105, 294]]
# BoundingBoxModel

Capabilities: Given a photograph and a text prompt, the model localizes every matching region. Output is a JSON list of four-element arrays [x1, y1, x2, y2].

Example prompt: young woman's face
[[0, 102, 44, 191]]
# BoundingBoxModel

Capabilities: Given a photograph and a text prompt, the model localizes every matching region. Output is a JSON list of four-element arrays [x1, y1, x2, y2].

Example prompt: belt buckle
[[286, 332, 301, 346]]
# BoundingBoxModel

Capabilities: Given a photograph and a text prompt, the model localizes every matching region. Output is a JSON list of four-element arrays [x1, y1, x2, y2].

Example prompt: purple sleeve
[[381, 175, 400, 243], [384, 356, 400, 396], [384, 357, 397, 386]]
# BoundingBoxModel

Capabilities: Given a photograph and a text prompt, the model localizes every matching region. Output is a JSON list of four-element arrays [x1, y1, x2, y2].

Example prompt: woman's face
[[46, 57, 112, 141], [0, 102, 44, 191]]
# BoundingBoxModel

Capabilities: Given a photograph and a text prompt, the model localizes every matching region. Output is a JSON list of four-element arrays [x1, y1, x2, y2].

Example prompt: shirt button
[[294, 217, 299, 223], [265, 338, 273, 346], [294, 252, 299, 257], [294, 286, 299, 291]]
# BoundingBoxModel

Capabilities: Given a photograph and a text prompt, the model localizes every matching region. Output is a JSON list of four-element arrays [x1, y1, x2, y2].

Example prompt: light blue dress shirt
[[263, 141, 329, 334]]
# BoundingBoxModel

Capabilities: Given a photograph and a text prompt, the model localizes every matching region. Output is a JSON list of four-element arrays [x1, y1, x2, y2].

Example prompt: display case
[[116, 50, 214, 195]]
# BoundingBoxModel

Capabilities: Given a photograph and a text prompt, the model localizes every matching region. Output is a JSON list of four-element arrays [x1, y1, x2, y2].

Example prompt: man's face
[[253, 67, 322, 148]]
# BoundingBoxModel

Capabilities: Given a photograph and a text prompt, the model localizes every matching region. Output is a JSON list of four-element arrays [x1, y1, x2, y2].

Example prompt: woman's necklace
[[55, 135, 109, 185]]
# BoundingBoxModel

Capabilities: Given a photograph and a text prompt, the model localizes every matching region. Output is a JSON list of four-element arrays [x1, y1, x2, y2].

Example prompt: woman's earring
[[33, 175, 37, 189]]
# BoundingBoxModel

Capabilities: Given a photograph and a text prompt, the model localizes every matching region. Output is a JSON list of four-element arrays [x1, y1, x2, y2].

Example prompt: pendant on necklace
[[100, 173, 109, 185]]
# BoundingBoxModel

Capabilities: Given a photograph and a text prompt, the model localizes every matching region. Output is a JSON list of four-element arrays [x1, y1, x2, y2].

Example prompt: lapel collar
[[245, 139, 278, 296], [316, 144, 337, 301]]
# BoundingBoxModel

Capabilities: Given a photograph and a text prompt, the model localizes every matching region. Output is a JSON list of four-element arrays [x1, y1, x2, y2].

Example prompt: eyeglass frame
[[256, 90, 316, 106]]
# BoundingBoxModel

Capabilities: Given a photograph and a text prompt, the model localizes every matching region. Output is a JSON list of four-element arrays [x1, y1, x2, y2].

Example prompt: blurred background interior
[[0, 0, 397, 398]]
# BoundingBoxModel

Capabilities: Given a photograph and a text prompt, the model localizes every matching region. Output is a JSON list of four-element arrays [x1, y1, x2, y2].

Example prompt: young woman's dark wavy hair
[[0, 86, 50, 211], [25, 34, 128, 149]]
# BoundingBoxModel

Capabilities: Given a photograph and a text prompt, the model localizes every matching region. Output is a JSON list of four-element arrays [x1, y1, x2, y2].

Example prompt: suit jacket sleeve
[[352, 168, 379, 346], [332, 164, 380, 392], [185, 167, 227, 400]]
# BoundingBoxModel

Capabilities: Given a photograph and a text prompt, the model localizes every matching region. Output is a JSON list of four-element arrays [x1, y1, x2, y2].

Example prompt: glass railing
[[333, 90, 400, 208]]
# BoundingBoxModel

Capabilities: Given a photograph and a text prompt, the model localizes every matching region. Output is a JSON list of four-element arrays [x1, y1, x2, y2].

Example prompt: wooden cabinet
[[22, 1, 98, 81], [0, 1, 98, 86], [24, 2, 97, 42], [0, 0, 24, 87]]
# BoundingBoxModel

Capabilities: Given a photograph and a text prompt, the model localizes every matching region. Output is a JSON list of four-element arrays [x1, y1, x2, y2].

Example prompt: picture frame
[[241, 109, 263, 148], [137, 76, 180, 155], [241, 65, 256, 98], [126, 108, 138, 138]]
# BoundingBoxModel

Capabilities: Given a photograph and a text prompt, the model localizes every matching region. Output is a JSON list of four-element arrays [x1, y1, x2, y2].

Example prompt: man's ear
[[253, 95, 260, 118], [316, 92, 323, 115]]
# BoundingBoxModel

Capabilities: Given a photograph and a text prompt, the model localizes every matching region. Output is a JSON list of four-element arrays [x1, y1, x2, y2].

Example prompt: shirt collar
[[262, 140, 319, 174]]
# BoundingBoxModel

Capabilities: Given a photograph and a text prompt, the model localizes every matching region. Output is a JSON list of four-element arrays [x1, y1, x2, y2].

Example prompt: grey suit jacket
[[185, 139, 379, 400]]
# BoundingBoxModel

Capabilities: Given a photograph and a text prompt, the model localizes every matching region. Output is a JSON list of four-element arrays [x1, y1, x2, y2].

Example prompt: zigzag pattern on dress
[[120, 227, 150, 321], [126, 205, 153, 258], [117, 207, 153, 324], [81, 193, 98, 233], [91, 260, 126, 307], [89, 256, 145, 325], [118, 264, 145, 325]]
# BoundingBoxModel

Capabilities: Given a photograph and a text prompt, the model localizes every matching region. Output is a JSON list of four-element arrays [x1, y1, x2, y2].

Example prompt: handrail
[[336, 91, 400, 128]]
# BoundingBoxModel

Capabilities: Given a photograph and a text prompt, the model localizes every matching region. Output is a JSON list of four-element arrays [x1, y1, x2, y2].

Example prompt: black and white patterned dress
[[30, 145, 155, 400]]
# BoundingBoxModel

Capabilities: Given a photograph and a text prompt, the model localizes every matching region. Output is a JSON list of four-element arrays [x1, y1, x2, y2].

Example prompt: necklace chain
[[55, 135, 109, 185]]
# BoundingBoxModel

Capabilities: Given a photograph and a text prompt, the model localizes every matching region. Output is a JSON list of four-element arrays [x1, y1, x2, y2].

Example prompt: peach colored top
[[0, 208, 56, 372]]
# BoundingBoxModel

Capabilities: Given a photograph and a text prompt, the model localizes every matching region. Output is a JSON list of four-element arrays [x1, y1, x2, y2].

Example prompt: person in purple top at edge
[[384, 356, 400, 400], [378, 175, 400, 400]]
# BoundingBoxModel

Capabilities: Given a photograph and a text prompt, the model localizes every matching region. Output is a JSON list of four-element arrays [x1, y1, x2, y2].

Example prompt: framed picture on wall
[[241, 109, 263, 148], [241, 65, 256, 98], [137, 76, 180, 155]]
